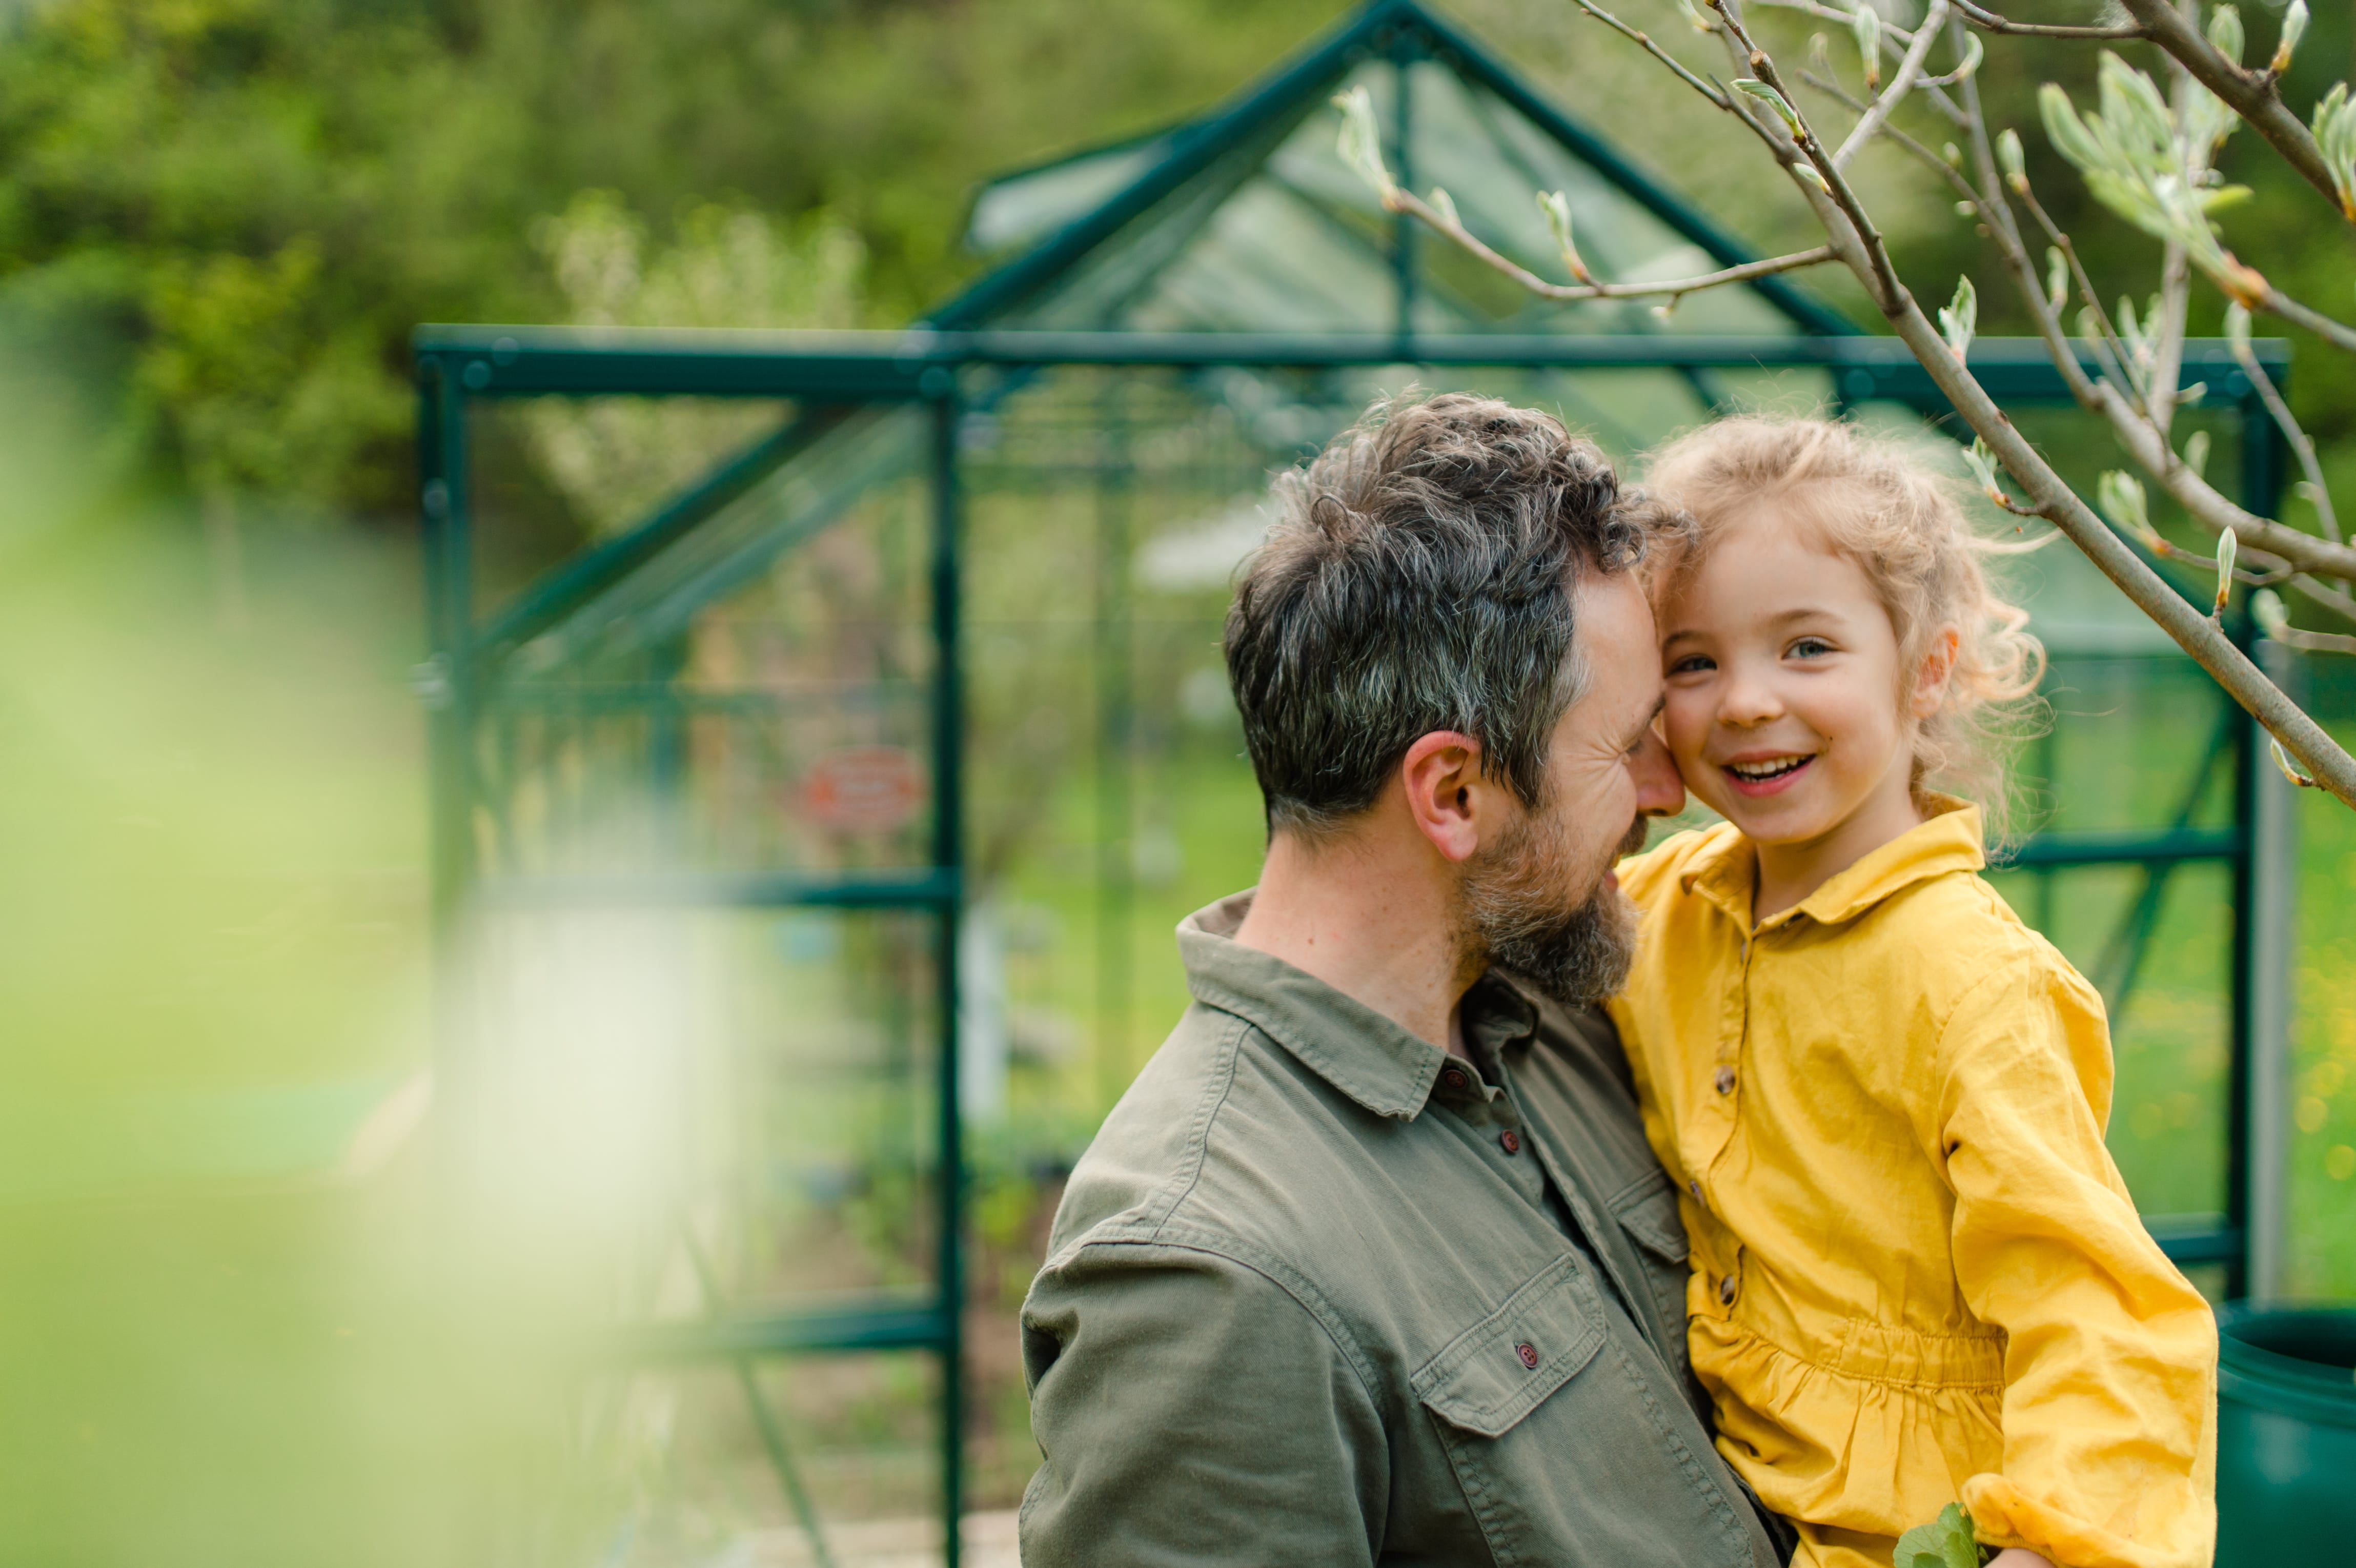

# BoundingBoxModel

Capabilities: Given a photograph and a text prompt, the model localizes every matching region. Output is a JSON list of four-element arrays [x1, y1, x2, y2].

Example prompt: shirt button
[[1717, 1273, 1738, 1306], [1714, 1066, 1737, 1095], [1515, 1341, 1540, 1370], [1499, 1129, 1521, 1154], [1440, 1067, 1470, 1093]]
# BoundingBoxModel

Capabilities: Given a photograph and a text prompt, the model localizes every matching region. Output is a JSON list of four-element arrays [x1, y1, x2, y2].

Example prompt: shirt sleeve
[[1932, 955, 2219, 1568], [1018, 1238, 1388, 1568]]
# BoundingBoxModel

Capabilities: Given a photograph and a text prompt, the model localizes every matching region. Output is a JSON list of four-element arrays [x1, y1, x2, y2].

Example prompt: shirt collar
[[1677, 795, 1986, 933], [1175, 891, 1536, 1119]]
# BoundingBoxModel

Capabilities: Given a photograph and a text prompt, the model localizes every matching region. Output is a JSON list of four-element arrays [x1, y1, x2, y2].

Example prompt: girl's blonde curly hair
[[1640, 416, 2048, 843]]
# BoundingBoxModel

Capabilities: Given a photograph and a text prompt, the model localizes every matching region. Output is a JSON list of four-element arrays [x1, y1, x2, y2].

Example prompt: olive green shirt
[[1018, 893, 1788, 1567]]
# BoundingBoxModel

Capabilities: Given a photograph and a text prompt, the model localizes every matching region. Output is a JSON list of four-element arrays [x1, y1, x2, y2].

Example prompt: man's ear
[[1912, 626, 1961, 718], [1400, 731, 1487, 864]]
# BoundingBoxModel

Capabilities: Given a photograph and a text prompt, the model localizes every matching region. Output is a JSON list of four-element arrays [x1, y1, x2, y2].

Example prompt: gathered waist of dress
[[1703, 1279, 2007, 1392]]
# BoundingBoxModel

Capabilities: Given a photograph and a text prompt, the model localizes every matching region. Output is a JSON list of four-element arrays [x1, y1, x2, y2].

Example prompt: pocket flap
[[1411, 1254, 1607, 1438], [1609, 1169, 1691, 1265]]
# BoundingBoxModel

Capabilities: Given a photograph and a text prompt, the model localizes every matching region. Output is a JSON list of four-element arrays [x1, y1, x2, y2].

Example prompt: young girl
[[1609, 418, 2217, 1568]]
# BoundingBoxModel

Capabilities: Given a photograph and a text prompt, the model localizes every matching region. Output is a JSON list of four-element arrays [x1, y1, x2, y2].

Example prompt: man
[[1017, 394, 1789, 1566]]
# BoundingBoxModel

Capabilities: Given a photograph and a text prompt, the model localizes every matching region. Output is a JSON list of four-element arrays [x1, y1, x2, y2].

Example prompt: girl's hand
[[1984, 1552, 2055, 1568]]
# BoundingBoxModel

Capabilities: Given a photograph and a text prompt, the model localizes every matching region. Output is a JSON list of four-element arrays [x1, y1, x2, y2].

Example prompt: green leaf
[[1997, 129, 2026, 187], [2253, 586, 2288, 639], [1949, 31, 1983, 84], [1939, 274, 1977, 362], [2274, 0, 2308, 75], [2039, 84, 2105, 173], [1959, 437, 2009, 507], [1734, 77, 1802, 130], [1332, 86, 1394, 198], [1852, 3, 1881, 93], [1891, 1503, 1984, 1568], [2208, 4, 2245, 65], [2099, 469, 2158, 547]]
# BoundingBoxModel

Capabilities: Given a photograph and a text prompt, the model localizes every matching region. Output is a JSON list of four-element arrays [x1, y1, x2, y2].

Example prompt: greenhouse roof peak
[[930, 0, 1853, 339]]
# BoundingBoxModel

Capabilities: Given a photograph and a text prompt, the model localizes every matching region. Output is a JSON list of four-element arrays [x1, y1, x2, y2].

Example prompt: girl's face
[[1657, 507, 1946, 855]]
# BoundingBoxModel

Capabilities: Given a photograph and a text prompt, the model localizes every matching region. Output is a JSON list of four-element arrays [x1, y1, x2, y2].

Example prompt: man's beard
[[1461, 804, 1649, 1007]]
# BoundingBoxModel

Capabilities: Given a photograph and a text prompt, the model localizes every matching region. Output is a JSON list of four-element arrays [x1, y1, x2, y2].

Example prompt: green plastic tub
[[2217, 1304, 2356, 1566]]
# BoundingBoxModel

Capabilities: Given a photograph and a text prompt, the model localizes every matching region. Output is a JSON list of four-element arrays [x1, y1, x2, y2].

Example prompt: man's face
[[1460, 571, 1684, 1004]]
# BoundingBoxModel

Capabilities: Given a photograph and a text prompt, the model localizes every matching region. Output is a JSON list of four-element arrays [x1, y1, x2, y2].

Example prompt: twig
[[1799, 67, 1980, 203], [1565, 0, 1733, 108], [2288, 573, 2356, 628], [2272, 624, 2356, 655], [2251, 282, 2356, 356], [1710, 1, 1908, 311], [1951, 0, 2143, 40], [2146, 45, 2199, 439], [1833, 0, 1950, 172], [2228, 326, 2344, 559], [1385, 186, 1835, 300], [2008, 174, 2140, 405]]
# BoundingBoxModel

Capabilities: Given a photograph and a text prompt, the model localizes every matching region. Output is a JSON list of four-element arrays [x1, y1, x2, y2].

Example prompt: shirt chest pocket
[[1412, 1253, 1759, 1568]]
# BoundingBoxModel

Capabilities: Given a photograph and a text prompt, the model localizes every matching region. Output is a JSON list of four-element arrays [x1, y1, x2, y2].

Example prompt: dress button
[[1688, 1178, 1701, 1199], [1515, 1341, 1540, 1370], [1714, 1066, 1737, 1095], [1499, 1129, 1521, 1154], [1718, 1272, 1738, 1306]]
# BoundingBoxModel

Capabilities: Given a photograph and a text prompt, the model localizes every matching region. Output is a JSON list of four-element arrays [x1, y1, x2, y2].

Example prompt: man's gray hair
[[1224, 392, 1645, 838]]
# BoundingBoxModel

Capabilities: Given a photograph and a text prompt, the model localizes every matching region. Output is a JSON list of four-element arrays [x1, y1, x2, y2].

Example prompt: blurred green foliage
[[0, 0, 1353, 521]]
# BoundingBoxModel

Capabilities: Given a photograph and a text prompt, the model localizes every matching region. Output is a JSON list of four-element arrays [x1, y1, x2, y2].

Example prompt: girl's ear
[[1911, 626, 1961, 718]]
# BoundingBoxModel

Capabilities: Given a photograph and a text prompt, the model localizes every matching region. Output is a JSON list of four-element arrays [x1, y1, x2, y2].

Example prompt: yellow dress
[[1607, 801, 2216, 1568]]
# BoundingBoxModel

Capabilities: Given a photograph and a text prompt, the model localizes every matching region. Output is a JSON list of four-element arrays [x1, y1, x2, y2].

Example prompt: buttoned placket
[[1429, 1049, 1552, 1219], [1693, 911, 1769, 1321]]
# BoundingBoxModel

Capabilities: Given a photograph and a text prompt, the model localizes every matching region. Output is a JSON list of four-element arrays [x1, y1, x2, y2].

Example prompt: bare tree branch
[[1951, 0, 2144, 41], [2270, 623, 2356, 655], [2249, 282, 2356, 355], [1833, 0, 1951, 172], [1385, 186, 1836, 300], [1565, 0, 1733, 108], [2290, 573, 2356, 625], [2229, 321, 2344, 556]]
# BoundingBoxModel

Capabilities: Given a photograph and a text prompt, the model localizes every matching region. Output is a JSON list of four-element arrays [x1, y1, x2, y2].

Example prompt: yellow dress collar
[[1678, 795, 1987, 933]]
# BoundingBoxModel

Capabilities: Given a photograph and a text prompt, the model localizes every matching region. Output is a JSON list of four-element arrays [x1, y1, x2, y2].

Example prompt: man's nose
[[1629, 727, 1685, 818]]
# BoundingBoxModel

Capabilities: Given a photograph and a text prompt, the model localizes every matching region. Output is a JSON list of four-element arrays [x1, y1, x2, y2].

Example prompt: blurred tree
[[0, 0, 1353, 534], [523, 192, 864, 535]]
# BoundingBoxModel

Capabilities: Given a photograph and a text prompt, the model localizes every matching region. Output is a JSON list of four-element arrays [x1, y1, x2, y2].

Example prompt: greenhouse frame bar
[[413, 0, 2296, 1558]]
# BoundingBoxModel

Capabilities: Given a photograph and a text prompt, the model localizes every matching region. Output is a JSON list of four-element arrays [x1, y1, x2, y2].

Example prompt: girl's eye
[[1786, 637, 1833, 660], [1668, 653, 1715, 675]]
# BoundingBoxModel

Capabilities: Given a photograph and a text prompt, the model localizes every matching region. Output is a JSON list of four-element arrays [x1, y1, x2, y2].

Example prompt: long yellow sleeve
[[1936, 959, 2218, 1568]]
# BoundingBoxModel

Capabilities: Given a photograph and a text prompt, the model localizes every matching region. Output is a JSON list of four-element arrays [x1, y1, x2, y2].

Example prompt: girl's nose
[[1718, 665, 1783, 727]]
